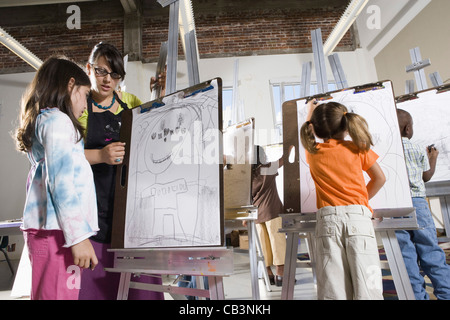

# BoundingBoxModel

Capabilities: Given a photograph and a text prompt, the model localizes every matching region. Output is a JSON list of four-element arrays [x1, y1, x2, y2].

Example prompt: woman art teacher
[[78, 42, 163, 300]]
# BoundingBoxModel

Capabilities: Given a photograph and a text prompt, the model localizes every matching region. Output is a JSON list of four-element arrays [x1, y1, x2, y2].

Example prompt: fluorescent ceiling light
[[157, 0, 178, 8], [323, 0, 369, 56], [0, 26, 42, 70]]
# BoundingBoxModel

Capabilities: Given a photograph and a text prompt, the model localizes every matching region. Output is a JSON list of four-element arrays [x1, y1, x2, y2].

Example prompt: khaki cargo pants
[[315, 205, 383, 300]]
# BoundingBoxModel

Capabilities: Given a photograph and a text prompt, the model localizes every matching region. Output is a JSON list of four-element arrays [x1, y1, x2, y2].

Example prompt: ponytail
[[302, 102, 374, 154], [300, 121, 319, 154], [345, 113, 373, 152]]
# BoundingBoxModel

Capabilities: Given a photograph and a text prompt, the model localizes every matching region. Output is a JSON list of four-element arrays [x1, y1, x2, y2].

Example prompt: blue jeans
[[395, 197, 450, 300]]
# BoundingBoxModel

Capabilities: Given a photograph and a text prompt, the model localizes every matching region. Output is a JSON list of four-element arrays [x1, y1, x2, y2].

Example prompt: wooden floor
[[0, 243, 317, 300]]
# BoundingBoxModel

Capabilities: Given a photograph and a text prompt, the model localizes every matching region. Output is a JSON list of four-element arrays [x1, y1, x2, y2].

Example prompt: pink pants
[[79, 240, 164, 300], [25, 229, 82, 300]]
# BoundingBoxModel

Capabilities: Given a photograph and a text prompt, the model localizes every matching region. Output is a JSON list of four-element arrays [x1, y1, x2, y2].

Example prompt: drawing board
[[223, 118, 254, 210], [282, 81, 413, 215], [396, 84, 450, 183], [112, 78, 223, 249]]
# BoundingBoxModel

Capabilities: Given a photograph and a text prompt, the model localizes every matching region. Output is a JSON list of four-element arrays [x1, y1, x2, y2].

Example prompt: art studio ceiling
[[0, 0, 430, 73]]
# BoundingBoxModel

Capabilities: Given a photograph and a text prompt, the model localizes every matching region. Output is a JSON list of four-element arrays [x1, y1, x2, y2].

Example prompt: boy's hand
[[427, 145, 439, 160], [423, 145, 439, 182]]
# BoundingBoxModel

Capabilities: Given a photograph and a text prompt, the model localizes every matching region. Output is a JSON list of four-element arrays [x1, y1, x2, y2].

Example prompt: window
[[271, 82, 337, 139], [222, 87, 234, 128]]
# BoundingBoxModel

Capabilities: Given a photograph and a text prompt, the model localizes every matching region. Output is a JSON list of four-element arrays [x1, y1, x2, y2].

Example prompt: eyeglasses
[[93, 66, 122, 80]]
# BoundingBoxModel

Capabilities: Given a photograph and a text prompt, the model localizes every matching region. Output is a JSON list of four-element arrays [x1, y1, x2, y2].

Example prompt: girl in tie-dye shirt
[[15, 57, 99, 300]]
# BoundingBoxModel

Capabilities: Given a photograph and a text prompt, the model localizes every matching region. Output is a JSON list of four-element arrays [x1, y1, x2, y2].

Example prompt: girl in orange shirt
[[300, 99, 386, 300]]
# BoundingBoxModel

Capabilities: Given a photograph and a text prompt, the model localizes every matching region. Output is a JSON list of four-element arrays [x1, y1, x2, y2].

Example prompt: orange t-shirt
[[305, 139, 379, 212]]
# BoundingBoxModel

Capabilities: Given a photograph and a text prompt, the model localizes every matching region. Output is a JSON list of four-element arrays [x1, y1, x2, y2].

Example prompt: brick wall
[[0, 19, 124, 73], [142, 6, 354, 61], [193, 7, 354, 58], [0, 5, 353, 73]]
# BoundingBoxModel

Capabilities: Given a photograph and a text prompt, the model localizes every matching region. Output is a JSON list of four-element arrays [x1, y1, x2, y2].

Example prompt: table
[[0, 219, 22, 236]]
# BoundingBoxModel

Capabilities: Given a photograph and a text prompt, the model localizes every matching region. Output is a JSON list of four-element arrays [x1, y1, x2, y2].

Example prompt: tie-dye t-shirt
[[21, 108, 99, 247]]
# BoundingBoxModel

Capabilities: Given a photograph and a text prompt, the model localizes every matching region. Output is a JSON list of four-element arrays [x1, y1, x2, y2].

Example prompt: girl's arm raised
[[305, 99, 317, 121]]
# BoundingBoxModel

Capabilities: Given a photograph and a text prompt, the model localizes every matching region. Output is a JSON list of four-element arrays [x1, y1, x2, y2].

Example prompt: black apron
[[85, 92, 129, 243]]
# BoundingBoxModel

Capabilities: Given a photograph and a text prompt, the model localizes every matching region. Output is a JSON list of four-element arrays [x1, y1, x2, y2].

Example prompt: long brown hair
[[15, 56, 91, 153], [300, 102, 373, 154]]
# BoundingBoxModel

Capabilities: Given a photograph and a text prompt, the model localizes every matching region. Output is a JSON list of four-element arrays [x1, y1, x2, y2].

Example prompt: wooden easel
[[225, 206, 272, 299], [223, 118, 272, 298], [405, 46, 445, 93], [105, 247, 233, 300], [400, 57, 450, 241], [279, 210, 418, 300], [106, 1, 233, 300], [404, 47, 450, 240], [425, 181, 450, 241]]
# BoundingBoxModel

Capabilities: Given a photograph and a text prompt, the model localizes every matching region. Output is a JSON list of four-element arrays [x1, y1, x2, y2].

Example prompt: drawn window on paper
[[296, 81, 413, 214], [124, 80, 222, 248]]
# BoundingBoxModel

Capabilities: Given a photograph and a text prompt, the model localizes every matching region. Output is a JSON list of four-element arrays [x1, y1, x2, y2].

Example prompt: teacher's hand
[[101, 142, 126, 165]]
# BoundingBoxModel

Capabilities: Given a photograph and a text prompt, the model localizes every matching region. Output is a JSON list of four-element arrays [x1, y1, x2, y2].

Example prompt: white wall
[[0, 50, 377, 258], [0, 72, 34, 259], [374, 0, 450, 95], [355, 0, 431, 59], [0, 73, 34, 220]]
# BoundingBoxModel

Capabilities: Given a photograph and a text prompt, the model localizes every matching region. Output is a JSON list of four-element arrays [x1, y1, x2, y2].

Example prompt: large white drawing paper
[[124, 80, 221, 248], [397, 89, 450, 183], [297, 81, 413, 213]]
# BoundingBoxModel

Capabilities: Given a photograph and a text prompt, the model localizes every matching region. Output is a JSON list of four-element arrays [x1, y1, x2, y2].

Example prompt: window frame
[[270, 81, 337, 134]]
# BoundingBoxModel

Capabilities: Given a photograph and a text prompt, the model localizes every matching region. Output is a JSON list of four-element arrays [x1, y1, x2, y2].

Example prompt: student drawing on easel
[[395, 109, 450, 300], [297, 88, 411, 213], [300, 99, 386, 300], [404, 106, 450, 182], [125, 96, 220, 248]]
